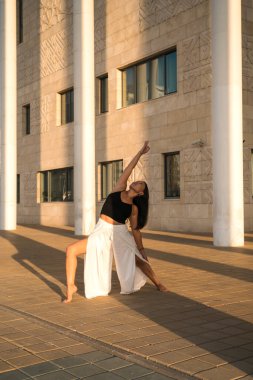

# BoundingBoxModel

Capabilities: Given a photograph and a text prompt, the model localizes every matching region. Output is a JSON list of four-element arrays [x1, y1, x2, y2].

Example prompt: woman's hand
[[139, 141, 150, 155]]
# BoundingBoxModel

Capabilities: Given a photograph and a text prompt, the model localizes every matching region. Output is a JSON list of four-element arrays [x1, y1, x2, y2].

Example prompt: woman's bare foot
[[157, 283, 169, 292], [63, 284, 77, 303]]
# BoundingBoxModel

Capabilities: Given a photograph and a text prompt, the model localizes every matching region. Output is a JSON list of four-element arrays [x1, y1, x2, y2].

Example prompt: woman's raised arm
[[112, 141, 150, 192]]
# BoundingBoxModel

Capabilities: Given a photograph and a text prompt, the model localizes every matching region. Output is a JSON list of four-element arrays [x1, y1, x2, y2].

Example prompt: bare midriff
[[100, 214, 124, 225]]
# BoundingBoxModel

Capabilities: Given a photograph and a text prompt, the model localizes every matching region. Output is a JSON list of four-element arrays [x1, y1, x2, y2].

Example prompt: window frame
[[164, 152, 180, 199], [17, 174, 20, 204], [39, 167, 74, 203], [99, 75, 108, 113], [59, 88, 74, 125], [121, 48, 177, 108], [17, 0, 23, 44], [100, 160, 123, 200], [22, 103, 31, 135]]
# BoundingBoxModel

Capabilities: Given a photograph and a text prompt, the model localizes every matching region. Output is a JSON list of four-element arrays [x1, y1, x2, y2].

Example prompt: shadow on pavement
[[142, 231, 253, 256], [0, 228, 253, 377]]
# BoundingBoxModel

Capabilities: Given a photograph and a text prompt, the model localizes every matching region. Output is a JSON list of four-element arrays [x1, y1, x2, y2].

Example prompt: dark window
[[101, 160, 123, 199], [17, 174, 20, 203], [22, 104, 30, 135], [164, 152, 180, 198], [100, 75, 108, 113], [60, 88, 74, 124], [165, 50, 177, 94], [40, 167, 74, 203], [17, 0, 23, 44], [122, 49, 177, 107]]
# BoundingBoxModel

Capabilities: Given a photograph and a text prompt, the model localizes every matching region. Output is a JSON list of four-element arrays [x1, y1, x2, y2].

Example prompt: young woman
[[64, 141, 168, 303]]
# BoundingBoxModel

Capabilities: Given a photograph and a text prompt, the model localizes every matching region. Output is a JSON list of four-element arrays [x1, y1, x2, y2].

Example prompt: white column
[[212, 0, 244, 246], [73, 0, 96, 235], [0, 0, 17, 230]]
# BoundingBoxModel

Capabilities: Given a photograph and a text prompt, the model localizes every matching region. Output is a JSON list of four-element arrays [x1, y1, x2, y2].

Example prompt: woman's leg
[[135, 256, 168, 292], [64, 238, 88, 303]]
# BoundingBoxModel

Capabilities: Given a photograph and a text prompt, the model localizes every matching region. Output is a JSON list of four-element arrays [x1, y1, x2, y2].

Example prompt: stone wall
[[17, 0, 253, 233], [17, 0, 74, 226], [95, 0, 212, 232], [242, 0, 253, 231]]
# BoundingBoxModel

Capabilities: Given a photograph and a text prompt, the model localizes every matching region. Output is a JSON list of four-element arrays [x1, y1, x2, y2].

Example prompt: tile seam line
[[0, 303, 196, 380]]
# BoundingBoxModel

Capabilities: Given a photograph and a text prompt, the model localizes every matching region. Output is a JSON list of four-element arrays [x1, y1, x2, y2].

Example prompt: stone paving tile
[[62, 344, 97, 355], [0, 370, 30, 380], [34, 370, 77, 379], [65, 363, 105, 377], [0, 360, 15, 373], [137, 374, 176, 380], [0, 342, 20, 353], [82, 372, 125, 380], [36, 349, 71, 360], [113, 363, 153, 379], [51, 337, 86, 348], [95, 356, 133, 370], [20, 361, 60, 376], [77, 350, 113, 363], [5, 354, 45, 368], [24, 342, 56, 353], [171, 358, 215, 376], [150, 351, 193, 366], [52, 354, 88, 368], [195, 363, 252, 380], [0, 348, 30, 360]]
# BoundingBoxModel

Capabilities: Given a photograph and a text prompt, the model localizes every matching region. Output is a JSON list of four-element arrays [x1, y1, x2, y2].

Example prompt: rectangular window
[[164, 152, 180, 198], [137, 62, 150, 103], [22, 104, 30, 135], [101, 160, 123, 199], [17, 0, 23, 44], [166, 50, 177, 94], [122, 67, 136, 107], [122, 49, 177, 107], [40, 167, 73, 203], [17, 174, 20, 203], [60, 88, 74, 125], [100, 75, 108, 113], [150, 56, 165, 99]]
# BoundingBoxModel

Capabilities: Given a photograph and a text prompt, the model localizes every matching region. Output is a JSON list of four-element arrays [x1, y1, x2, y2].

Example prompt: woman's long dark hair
[[133, 182, 149, 229]]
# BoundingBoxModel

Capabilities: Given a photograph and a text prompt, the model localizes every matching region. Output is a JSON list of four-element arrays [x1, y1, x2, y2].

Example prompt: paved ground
[[0, 225, 253, 380]]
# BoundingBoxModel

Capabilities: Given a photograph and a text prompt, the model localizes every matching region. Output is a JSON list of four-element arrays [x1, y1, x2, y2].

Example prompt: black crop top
[[100, 191, 132, 224]]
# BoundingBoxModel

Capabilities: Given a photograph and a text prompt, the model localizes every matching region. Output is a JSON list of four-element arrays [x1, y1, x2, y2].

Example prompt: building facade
[[0, 0, 253, 244]]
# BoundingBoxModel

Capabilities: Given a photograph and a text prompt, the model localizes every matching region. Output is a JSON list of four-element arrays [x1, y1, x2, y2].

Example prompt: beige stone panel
[[150, 191, 163, 205], [197, 117, 211, 132], [196, 88, 211, 104], [186, 204, 210, 219], [146, 218, 162, 230]]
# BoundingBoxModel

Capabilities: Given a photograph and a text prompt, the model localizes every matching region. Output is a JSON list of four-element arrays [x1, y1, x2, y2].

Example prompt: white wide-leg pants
[[84, 218, 147, 299]]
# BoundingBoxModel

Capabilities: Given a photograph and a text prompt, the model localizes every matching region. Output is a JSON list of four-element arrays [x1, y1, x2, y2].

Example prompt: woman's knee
[[66, 244, 78, 258]]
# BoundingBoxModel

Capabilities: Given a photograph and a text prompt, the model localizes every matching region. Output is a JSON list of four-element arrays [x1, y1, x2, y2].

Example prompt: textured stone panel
[[139, 0, 206, 32], [40, 29, 71, 77], [183, 35, 200, 71], [182, 149, 202, 163], [40, 0, 72, 32], [32, 95, 50, 135], [95, 0, 106, 52]]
